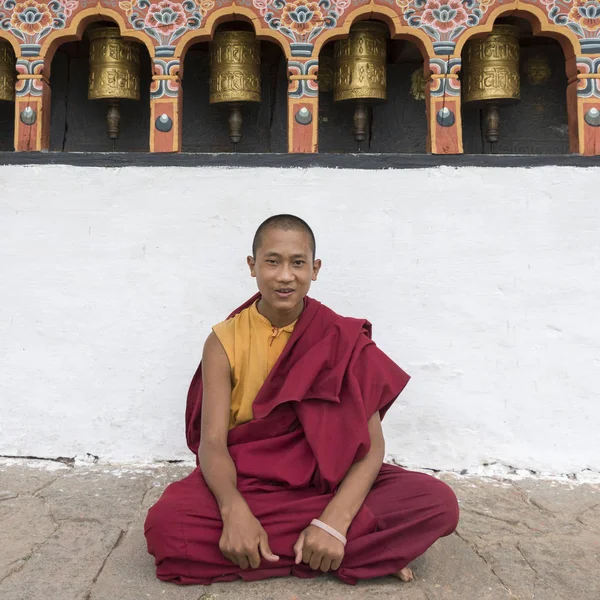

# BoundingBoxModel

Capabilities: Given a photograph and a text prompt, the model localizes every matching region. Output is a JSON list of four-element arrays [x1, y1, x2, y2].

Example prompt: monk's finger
[[237, 554, 250, 569], [221, 550, 238, 566], [331, 557, 343, 571], [319, 557, 332, 572], [259, 535, 280, 562], [248, 545, 261, 569], [309, 551, 322, 571], [302, 546, 312, 565], [293, 532, 305, 565]]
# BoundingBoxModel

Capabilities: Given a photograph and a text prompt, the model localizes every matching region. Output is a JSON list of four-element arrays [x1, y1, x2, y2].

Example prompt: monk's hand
[[293, 523, 345, 573], [219, 499, 280, 569]]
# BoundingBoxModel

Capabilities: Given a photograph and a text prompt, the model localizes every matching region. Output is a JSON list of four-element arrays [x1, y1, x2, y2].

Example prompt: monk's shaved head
[[252, 214, 316, 259]]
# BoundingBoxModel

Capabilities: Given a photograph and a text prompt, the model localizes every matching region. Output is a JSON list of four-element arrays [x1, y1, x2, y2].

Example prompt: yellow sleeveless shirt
[[212, 301, 297, 429]]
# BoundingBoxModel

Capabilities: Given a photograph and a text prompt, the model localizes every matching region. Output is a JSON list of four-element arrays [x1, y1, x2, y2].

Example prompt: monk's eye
[[294, 261, 306, 267], [266, 259, 278, 265]]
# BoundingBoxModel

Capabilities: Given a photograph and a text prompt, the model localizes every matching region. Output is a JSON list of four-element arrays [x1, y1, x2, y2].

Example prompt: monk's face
[[248, 227, 321, 314]]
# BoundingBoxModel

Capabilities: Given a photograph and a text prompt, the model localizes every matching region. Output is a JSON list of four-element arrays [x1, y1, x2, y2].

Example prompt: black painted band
[[0, 152, 599, 170]]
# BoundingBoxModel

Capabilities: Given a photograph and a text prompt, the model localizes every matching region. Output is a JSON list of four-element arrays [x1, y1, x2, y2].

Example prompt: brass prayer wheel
[[333, 21, 388, 150], [463, 24, 520, 143], [209, 31, 261, 104], [88, 26, 140, 149], [0, 40, 15, 103], [210, 30, 261, 149], [333, 21, 387, 103], [88, 27, 140, 101]]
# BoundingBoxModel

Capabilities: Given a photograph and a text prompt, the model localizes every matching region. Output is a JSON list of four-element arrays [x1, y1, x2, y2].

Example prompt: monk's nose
[[277, 264, 294, 282]]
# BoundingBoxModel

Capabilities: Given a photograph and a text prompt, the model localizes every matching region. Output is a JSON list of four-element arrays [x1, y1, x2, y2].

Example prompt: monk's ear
[[247, 255, 257, 277], [311, 259, 322, 282]]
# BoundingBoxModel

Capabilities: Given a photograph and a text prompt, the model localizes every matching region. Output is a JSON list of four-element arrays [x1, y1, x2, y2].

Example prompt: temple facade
[[0, 0, 598, 155]]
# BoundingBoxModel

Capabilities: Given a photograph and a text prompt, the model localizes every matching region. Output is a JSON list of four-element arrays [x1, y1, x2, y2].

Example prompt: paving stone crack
[[57, 516, 104, 524], [40, 495, 59, 529], [85, 528, 126, 600], [576, 502, 600, 526], [0, 522, 63, 585], [513, 485, 558, 518], [462, 507, 545, 534], [454, 531, 519, 599], [462, 507, 521, 527], [139, 482, 155, 510], [32, 473, 66, 496], [516, 542, 538, 576], [0, 492, 19, 502]]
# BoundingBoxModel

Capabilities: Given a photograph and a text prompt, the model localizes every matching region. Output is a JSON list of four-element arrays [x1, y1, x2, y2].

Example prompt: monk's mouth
[[275, 289, 295, 297]]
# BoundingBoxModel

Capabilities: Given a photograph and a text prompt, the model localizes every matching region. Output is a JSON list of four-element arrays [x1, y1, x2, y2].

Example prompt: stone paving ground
[[1, 459, 599, 600]]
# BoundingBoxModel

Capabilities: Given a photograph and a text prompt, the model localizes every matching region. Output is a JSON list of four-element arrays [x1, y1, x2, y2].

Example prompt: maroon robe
[[145, 295, 459, 585]]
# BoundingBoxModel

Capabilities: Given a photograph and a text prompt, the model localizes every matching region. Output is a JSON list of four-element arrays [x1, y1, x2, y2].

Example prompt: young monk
[[145, 214, 459, 585]]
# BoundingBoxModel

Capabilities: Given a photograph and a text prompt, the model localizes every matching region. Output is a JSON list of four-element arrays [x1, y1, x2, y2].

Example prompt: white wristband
[[310, 519, 347, 546]]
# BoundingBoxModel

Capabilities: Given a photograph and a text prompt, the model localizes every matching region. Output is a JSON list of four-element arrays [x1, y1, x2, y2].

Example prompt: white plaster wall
[[1, 164, 599, 473]]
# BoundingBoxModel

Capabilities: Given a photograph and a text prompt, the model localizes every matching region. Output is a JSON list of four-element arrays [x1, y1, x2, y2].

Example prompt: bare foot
[[393, 567, 414, 582]]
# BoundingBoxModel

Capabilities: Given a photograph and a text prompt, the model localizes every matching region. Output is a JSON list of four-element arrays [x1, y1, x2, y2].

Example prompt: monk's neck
[[257, 298, 304, 329]]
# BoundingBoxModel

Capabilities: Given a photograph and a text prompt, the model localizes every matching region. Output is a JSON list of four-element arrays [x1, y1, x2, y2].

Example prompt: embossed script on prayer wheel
[[333, 21, 387, 103], [88, 27, 140, 101], [209, 31, 261, 105], [463, 25, 520, 106], [0, 41, 16, 103]]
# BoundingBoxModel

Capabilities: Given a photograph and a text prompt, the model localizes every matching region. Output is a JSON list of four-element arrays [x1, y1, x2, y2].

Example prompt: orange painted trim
[[427, 97, 436, 153], [453, 4, 580, 58], [426, 74, 462, 155], [578, 99, 600, 156], [0, 30, 21, 56], [433, 97, 462, 154], [288, 97, 318, 153], [563, 80, 580, 154], [290, 74, 318, 81], [313, 5, 434, 58], [14, 97, 41, 151], [175, 6, 292, 62], [150, 97, 181, 153], [577, 95, 584, 155], [39, 7, 156, 71]]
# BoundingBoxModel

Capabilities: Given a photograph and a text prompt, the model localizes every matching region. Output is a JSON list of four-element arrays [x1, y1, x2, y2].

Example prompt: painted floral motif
[[144, 0, 187, 34], [10, 0, 52, 34], [280, 0, 323, 36], [544, 0, 600, 45], [569, 0, 600, 31], [119, 0, 213, 47], [421, 0, 468, 32], [403, 0, 486, 45], [58, 0, 77, 17], [255, 0, 348, 44], [0, 0, 67, 44]]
